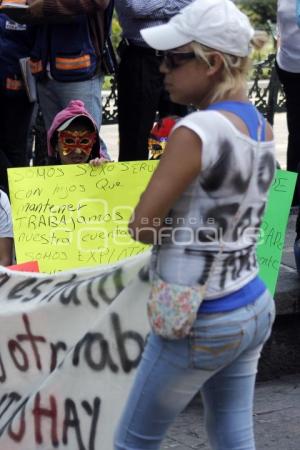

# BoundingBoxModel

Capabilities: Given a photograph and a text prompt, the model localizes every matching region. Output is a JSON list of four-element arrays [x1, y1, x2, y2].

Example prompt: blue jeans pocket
[[189, 321, 244, 371], [260, 300, 276, 344]]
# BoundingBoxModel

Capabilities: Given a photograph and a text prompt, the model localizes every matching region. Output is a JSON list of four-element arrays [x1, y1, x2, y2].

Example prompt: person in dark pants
[[275, 65, 300, 175], [276, 0, 300, 273], [0, 92, 34, 193], [0, 14, 35, 195], [115, 0, 192, 162]]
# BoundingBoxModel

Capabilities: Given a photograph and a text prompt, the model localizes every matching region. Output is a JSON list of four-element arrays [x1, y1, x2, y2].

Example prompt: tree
[[237, 0, 277, 28], [111, 13, 122, 50]]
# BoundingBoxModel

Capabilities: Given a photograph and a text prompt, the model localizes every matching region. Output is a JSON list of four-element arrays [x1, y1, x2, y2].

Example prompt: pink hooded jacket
[[47, 99, 109, 160]]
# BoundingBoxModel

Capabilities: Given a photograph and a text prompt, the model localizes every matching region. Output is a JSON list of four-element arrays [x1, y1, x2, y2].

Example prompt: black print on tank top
[[200, 140, 254, 195], [200, 140, 232, 192], [199, 203, 240, 241], [257, 152, 275, 194], [219, 247, 255, 289]]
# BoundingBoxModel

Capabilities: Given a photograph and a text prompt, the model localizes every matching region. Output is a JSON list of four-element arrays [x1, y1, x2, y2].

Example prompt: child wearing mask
[[47, 99, 110, 166]]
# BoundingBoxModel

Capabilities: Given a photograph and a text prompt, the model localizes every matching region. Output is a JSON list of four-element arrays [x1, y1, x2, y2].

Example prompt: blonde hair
[[190, 31, 268, 104]]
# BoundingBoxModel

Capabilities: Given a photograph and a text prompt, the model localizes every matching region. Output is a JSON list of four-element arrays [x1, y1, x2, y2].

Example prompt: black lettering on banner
[[0, 393, 21, 421], [86, 279, 99, 308], [112, 313, 144, 373], [98, 268, 125, 305], [16, 314, 47, 370], [0, 353, 6, 382], [40, 274, 77, 303], [72, 333, 119, 373], [7, 402, 26, 442], [8, 340, 29, 372], [81, 398, 101, 450], [63, 398, 85, 450], [0, 273, 10, 288], [7, 278, 38, 301], [21, 279, 54, 302], [0, 394, 8, 414], [59, 283, 82, 306], [138, 266, 149, 283], [33, 392, 59, 447], [0, 394, 28, 438], [84, 333, 119, 373], [50, 341, 68, 372]]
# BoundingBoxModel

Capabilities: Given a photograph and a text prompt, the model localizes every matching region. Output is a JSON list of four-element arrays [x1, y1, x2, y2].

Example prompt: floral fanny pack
[[147, 268, 207, 339]]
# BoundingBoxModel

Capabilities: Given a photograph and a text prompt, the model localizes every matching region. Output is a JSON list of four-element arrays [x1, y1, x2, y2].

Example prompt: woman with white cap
[[115, 1, 276, 449]]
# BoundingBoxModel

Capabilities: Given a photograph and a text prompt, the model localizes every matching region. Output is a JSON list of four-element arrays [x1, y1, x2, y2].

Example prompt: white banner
[[0, 252, 151, 450]]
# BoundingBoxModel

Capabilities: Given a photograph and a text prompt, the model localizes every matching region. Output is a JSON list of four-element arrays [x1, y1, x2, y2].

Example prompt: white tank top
[[155, 111, 275, 299]]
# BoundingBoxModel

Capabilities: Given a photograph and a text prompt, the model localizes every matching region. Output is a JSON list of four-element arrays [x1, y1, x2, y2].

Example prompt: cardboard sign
[[8, 162, 157, 273]]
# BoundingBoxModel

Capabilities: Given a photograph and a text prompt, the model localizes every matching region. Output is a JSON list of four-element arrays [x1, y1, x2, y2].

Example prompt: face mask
[[148, 137, 168, 159], [58, 130, 97, 156]]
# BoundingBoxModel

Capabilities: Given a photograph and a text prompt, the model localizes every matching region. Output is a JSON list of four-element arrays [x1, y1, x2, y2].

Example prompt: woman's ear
[[207, 52, 224, 77]]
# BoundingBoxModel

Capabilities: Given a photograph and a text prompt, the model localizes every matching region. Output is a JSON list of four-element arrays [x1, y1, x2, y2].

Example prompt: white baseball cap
[[141, 0, 254, 58], [57, 115, 96, 132]]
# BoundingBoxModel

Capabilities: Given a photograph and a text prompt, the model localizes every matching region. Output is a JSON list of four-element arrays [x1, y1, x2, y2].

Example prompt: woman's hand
[[89, 157, 112, 166], [0, 237, 13, 266]]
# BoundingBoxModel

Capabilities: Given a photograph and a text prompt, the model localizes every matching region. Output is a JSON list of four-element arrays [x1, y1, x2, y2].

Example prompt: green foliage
[[237, 0, 277, 28], [111, 15, 122, 49]]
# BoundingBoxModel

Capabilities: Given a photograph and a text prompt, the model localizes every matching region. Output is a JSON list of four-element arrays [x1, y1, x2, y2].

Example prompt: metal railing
[[101, 53, 286, 126], [248, 53, 286, 125], [32, 53, 286, 165]]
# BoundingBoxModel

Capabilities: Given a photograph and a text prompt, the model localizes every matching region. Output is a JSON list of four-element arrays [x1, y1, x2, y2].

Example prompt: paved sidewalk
[[162, 375, 300, 449]]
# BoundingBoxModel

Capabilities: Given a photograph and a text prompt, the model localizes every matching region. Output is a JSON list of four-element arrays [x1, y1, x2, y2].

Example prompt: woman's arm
[[129, 126, 202, 244], [0, 237, 13, 266]]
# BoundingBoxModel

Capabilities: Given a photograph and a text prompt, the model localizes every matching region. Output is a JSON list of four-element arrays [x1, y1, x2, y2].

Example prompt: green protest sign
[[258, 169, 297, 295]]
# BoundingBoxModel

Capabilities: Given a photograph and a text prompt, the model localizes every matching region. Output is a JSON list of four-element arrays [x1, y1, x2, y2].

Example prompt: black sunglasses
[[156, 50, 196, 70]]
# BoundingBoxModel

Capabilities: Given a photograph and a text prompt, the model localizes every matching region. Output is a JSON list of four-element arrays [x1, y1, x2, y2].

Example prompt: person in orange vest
[[0, 13, 35, 196], [1, 0, 113, 138]]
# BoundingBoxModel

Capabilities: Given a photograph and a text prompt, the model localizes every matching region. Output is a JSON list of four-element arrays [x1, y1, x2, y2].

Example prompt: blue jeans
[[115, 290, 275, 450], [37, 75, 103, 130]]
